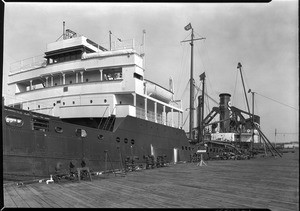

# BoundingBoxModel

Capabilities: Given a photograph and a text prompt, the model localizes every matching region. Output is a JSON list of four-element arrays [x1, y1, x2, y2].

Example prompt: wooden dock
[[3, 151, 299, 209]]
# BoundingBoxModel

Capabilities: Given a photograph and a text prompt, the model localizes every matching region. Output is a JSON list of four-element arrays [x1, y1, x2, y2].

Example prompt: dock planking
[[3, 151, 299, 209]]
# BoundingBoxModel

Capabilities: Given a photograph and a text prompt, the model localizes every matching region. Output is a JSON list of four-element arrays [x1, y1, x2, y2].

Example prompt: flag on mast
[[184, 23, 192, 31]]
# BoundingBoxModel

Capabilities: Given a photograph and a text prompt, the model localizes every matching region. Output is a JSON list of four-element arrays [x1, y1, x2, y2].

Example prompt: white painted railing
[[10, 54, 47, 74]]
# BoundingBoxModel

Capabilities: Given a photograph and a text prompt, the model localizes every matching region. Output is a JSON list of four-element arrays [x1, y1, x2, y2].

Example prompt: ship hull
[[2, 106, 192, 180]]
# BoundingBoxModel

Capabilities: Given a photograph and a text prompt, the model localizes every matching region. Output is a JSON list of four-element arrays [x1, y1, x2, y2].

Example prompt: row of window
[[27, 99, 108, 110], [182, 146, 198, 151], [47, 51, 82, 65], [115, 137, 135, 145], [52, 98, 107, 107]]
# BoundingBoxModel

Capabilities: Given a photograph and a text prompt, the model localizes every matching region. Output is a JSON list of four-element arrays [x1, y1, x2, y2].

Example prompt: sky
[[2, 1, 299, 143]]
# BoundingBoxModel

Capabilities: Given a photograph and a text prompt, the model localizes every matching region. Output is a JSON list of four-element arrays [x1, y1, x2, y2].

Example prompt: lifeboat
[[145, 79, 173, 103]]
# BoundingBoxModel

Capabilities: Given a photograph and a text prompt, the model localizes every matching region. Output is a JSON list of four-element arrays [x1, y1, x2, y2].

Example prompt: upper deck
[[6, 29, 183, 128]]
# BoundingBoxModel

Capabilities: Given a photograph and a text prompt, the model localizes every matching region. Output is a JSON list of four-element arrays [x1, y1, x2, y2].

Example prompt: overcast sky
[[2, 1, 298, 143]]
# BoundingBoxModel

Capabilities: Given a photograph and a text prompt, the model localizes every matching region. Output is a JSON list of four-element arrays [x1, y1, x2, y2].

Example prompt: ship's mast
[[182, 23, 205, 140], [189, 27, 195, 140], [198, 72, 206, 143], [109, 31, 112, 51], [63, 21, 66, 40]]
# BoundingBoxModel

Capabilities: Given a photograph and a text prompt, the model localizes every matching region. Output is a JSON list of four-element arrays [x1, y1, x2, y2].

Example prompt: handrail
[[10, 54, 47, 74], [97, 106, 109, 129]]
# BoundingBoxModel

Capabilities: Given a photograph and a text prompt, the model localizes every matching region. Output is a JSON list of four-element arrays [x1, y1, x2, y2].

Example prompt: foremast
[[182, 23, 205, 141]]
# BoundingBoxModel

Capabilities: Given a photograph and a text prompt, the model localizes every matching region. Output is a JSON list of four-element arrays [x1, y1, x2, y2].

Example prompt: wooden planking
[[24, 185, 54, 208], [3, 186, 16, 207], [4, 185, 29, 208], [12, 185, 42, 208], [3, 151, 299, 208]]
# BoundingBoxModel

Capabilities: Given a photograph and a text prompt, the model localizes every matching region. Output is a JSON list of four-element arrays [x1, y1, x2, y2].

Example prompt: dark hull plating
[[2, 106, 192, 180]]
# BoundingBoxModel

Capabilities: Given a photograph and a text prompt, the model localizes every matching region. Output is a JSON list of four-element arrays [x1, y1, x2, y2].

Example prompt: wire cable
[[255, 92, 298, 111], [231, 69, 239, 106]]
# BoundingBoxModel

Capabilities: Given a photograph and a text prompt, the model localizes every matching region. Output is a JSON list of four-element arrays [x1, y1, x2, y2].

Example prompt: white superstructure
[[7, 31, 183, 128]]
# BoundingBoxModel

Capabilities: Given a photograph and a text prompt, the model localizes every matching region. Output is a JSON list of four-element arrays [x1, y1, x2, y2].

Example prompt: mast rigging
[[182, 23, 206, 140]]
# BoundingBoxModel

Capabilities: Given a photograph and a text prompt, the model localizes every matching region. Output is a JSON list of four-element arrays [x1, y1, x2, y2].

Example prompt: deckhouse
[[7, 29, 183, 128]]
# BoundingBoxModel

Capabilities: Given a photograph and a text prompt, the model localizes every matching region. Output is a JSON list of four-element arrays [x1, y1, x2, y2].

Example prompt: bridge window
[[47, 51, 82, 65]]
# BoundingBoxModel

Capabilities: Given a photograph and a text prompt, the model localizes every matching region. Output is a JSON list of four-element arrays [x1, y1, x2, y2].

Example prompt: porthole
[[116, 137, 120, 142], [104, 99, 107, 103], [124, 138, 128, 144], [28, 107, 30, 110], [182, 146, 184, 150], [55, 126, 63, 133], [131, 139, 135, 145], [63, 102, 65, 105], [73, 101, 75, 104], [70, 81, 72, 84], [185, 146, 187, 150], [75, 129, 87, 138], [189, 147, 191, 151], [90, 100, 93, 103], [86, 79, 89, 82], [5, 116, 24, 127], [53, 103, 56, 106], [38, 105, 40, 108], [98, 134, 104, 141]]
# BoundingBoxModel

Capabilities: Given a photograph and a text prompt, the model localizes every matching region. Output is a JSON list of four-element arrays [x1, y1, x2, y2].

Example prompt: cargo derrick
[[192, 63, 282, 161], [197, 92, 261, 160]]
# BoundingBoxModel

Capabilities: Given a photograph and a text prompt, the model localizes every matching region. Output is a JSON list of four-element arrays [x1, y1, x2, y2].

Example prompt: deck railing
[[98, 39, 136, 51], [10, 55, 47, 74], [136, 107, 180, 128]]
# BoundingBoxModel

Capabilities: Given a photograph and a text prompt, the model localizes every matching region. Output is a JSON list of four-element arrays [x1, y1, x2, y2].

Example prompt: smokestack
[[219, 93, 231, 132]]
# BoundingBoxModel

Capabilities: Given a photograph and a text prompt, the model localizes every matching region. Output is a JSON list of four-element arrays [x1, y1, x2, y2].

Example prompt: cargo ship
[[3, 23, 196, 180], [2, 22, 279, 181]]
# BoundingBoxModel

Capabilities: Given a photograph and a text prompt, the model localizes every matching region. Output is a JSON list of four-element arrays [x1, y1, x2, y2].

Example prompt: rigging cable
[[231, 69, 239, 106], [194, 30, 218, 97], [177, 42, 189, 99], [255, 92, 298, 111], [179, 80, 190, 101], [204, 81, 210, 114]]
